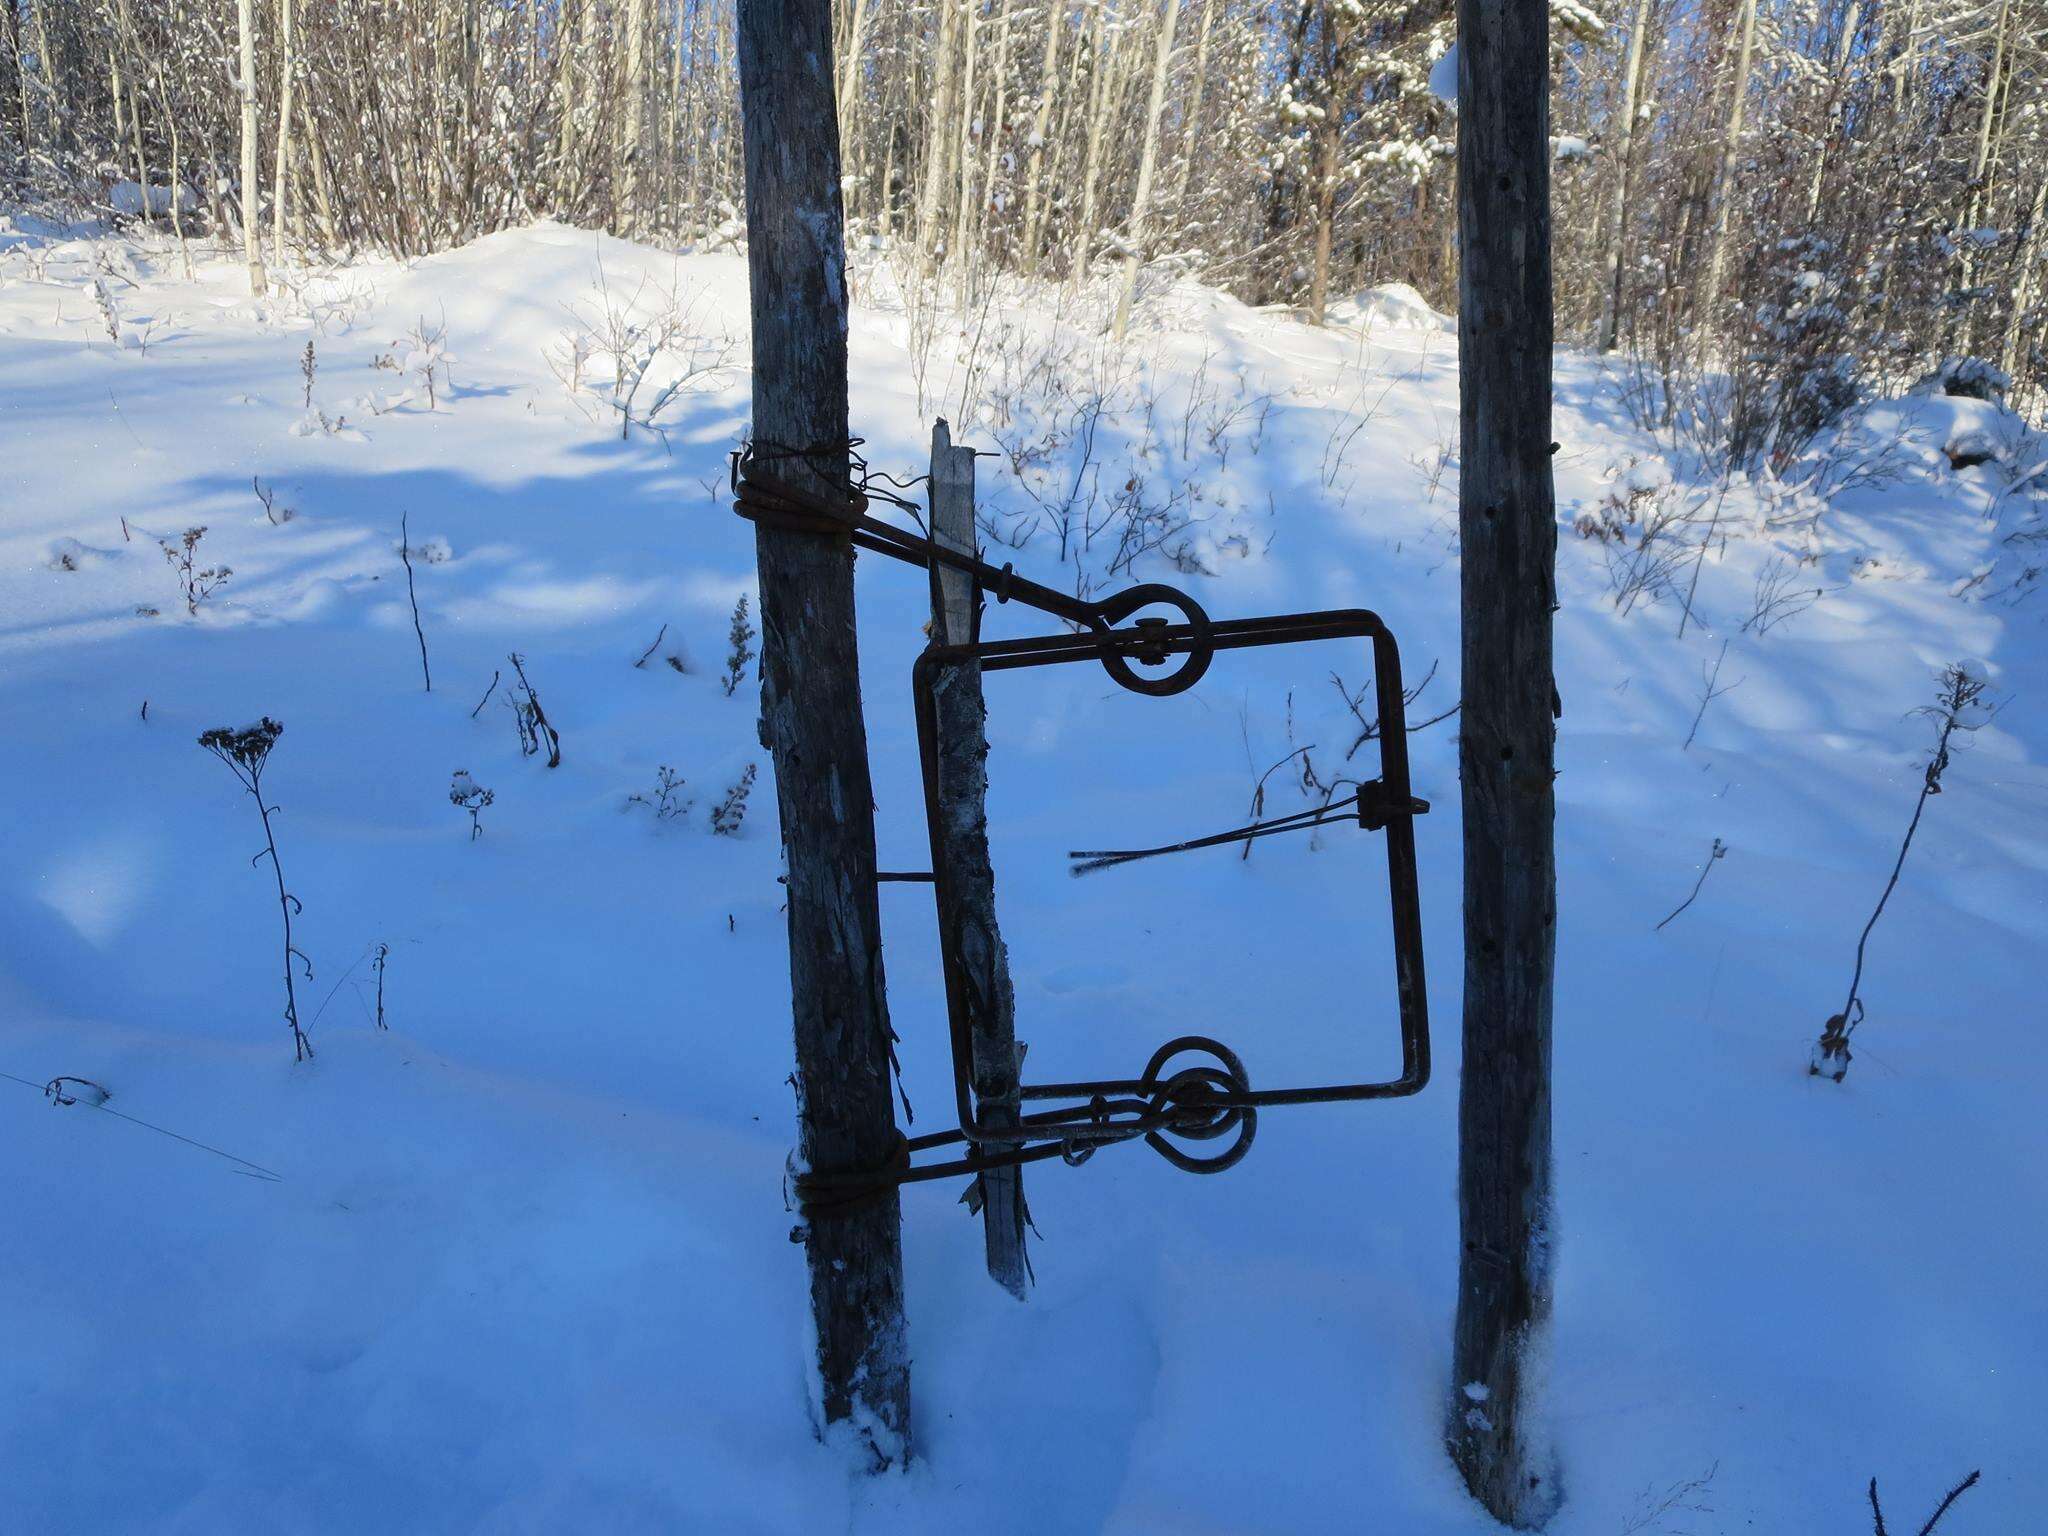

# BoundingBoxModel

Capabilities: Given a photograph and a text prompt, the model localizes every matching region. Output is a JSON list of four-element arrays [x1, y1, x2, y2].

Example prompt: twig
[[1684, 640, 1743, 751], [1655, 838, 1726, 930], [634, 622, 669, 668], [1332, 660, 1458, 760], [471, 669, 500, 719], [1914, 1470, 1981, 1535], [400, 512, 431, 692], [1868, 1468, 1981, 1536]]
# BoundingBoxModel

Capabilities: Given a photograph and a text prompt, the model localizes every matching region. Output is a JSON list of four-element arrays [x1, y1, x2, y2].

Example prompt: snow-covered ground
[[2, 220, 2043, 1535]]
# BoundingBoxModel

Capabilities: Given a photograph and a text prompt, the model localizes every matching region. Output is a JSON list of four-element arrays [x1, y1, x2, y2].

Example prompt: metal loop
[[1092, 584, 1215, 697], [1139, 1036, 1258, 1174]]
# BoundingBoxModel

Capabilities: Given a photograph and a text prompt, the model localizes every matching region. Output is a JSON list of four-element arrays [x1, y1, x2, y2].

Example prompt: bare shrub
[[627, 765, 692, 822], [161, 526, 230, 614], [546, 262, 733, 443]]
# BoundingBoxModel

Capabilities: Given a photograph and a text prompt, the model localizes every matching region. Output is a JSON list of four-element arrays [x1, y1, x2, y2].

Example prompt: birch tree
[[236, 0, 265, 293]]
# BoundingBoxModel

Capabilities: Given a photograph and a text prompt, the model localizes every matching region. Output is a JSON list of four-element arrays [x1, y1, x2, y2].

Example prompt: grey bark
[[735, 0, 911, 1467], [928, 419, 1028, 1299], [1447, 0, 1559, 1528]]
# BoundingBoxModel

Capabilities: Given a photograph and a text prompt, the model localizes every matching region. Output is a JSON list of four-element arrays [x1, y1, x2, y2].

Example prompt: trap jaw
[[907, 596, 1432, 1182]]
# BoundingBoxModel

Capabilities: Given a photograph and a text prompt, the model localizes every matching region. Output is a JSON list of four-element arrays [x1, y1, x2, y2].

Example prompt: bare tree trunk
[[29, 0, 65, 151], [1168, 0, 1216, 221], [1597, 0, 1652, 351], [1956, 0, 2011, 355], [970, 0, 1014, 274], [1016, 0, 1063, 274], [1067, 0, 1123, 287], [623, 0, 649, 235], [1307, 82, 1341, 324], [0, 1, 21, 163], [947, 0, 980, 276], [1696, 0, 1757, 332], [916, 0, 960, 272], [927, 419, 1029, 1297], [734, 0, 912, 1468], [1448, 0, 1559, 1527], [2000, 170, 2047, 379], [1801, 0, 1862, 226], [113, 0, 154, 226], [236, 0, 266, 294], [1112, 0, 1180, 339], [271, 0, 295, 268]]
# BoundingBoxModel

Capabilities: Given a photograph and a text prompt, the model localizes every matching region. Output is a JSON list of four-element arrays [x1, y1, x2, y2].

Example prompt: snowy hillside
[[2, 221, 2044, 1535]]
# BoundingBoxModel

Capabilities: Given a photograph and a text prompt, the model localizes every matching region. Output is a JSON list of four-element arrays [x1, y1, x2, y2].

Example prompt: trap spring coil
[[790, 1036, 1259, 1217]]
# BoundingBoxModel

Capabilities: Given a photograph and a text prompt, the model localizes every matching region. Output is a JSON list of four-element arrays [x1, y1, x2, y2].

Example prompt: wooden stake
[[734, 0, 910, 1466], [927, 419, 1028, 1299], [1448, 0, 1560, 1526]]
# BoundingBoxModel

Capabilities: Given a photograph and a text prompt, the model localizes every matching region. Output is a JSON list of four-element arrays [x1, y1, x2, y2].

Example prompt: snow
[[2, 222, 2045, 1533], [1429, 44, 1459, 105], [108, 180, 199, 219], [1325, 281, 1454, 334]]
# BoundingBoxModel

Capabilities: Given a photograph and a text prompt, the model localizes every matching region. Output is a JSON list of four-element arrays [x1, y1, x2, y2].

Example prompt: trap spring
[[732, 443, 1431, 1211]]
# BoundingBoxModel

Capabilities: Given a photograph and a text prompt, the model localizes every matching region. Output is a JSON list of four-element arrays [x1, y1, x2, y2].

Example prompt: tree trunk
[[928, 419, 1029, 1299], [300, 92, 340, 254], [1067, 0, 1122, 286], [272, 0, 295, 268], [1307, 78, 1341, 325], [971, 0, 1014, 277], [623, 0, 650, 235], [29, 0, 65, 151], [2000, 171, 2047, 381], [1112, 0, 1181, 339], [947, 0, 979, 276], [0, 1, 21, 161], [1016, 1, 1063, 275], [916, 0, 960, 272], [734, 0, 912, 1468], [1168, 0, 1216, 222], [1955, 0, 2011, 355], [1447, 0, 1559, 1528], [1596, 0, 1653, 352], [236, 0, 266, 294], [1801, 0, 1862, 227], [1696, 0, 1757, 331]]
